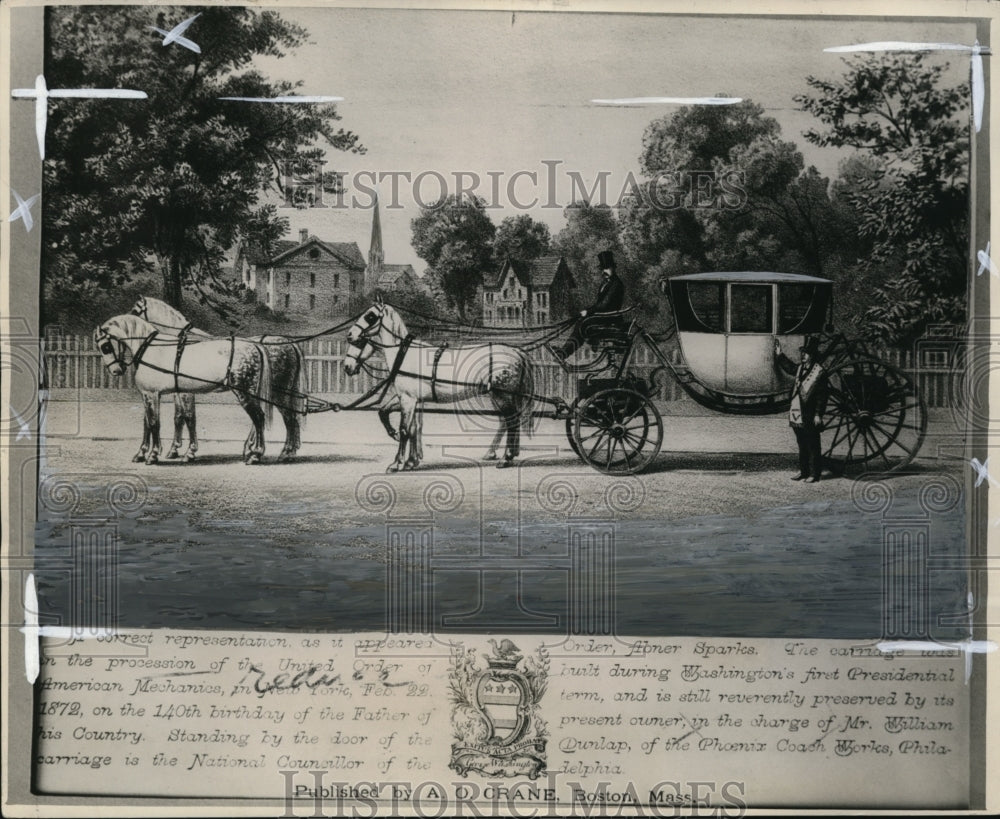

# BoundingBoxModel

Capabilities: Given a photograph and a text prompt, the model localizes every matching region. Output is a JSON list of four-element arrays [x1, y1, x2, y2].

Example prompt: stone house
[[481, 256, 575, 327], [234, 229, 366, 315]]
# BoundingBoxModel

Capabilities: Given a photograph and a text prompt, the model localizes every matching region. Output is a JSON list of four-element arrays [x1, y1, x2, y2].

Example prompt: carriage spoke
[[843, 424, 860, 463], [578, 427, 607, 445], [871, 401, 920, 420], [619, 438, 635, 472], [587, 430, 611, 463], [869, 417, 918, 457], [826, 415, 851, 453]]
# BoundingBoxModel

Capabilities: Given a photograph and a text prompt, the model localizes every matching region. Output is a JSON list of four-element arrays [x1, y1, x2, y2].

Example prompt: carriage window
[[778, 284, 829, 334], [729, 284, 772, 333], [675, 282, 724, 333]]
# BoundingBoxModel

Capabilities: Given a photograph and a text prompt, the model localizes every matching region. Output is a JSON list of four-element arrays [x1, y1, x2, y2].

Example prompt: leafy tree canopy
[[43, 5, 363, 320], [493, 215, 551, 262], [796, 54, 969, 344], [410, 195, 495, 321]]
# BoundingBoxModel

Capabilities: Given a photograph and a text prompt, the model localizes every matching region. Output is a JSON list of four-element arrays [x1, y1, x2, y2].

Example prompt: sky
[[255, 8, 977, 274]]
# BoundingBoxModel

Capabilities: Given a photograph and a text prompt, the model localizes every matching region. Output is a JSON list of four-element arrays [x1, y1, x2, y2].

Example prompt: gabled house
[[234, 229, 366, 315], [481, 256, 575, 327]]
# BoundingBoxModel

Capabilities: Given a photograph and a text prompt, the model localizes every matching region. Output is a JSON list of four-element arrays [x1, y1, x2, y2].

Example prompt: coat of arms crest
[[448, 640, 549, 779]]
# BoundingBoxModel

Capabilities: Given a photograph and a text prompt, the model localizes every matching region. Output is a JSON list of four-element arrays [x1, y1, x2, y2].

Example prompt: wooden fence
[[42, 332, 958, 408]]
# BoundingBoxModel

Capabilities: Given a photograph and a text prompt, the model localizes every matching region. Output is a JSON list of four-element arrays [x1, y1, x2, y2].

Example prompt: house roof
[[271, 236, 366, 270], [377, 265, 416, 288], [241, 237, 365, 270], [484, 256, 571, 290]]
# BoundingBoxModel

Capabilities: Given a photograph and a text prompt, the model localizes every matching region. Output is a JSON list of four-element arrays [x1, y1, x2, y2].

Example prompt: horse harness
[[99, 327, 158, 373], [430, 342, 449, 402], [224, 333, 237, 388], [173, 322, 194, 391]]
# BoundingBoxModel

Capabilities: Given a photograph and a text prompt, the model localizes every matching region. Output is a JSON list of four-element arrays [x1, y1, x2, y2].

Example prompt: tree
[[42, 5, 364, 319], [553, 201, 623, 308], [619, 99, 790, 292], [493, 215, 551, 262], [410, 195, 495, 321], [795, 53, 969, 344]]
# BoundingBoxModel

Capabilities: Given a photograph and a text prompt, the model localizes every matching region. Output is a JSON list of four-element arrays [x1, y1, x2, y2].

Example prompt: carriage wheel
[[572, 389, 663, 475], [818, 355, 927, 474], [565, 412, 581, 458]]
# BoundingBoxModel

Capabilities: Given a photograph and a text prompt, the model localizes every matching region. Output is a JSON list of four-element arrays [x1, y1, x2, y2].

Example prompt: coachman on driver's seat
[[555, 250, 626, 360]]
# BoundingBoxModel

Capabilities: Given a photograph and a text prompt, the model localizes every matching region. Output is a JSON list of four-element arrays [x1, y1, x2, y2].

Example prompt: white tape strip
[[11, 75, 147, 159], [7, 190, 39, 232], [970, 457, 999, 488], [149, 13, 201, 54], [24, 574, 39, 684], [591, 96, 742, 106], [976, 241, 998, 277], [218, 95, 344, 103]]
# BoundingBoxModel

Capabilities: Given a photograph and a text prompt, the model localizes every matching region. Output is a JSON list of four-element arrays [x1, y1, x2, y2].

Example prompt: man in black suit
[[775, 336, 827, 482], [555, 250, 626, 359]]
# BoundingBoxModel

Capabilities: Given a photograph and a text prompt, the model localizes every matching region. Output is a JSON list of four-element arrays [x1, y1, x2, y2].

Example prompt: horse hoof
[[245, 454, 261, 465], [496, 459, 513, 469], [482, 452, 498, 461], [132, 453, 145, 463], [145, 455, 159, 466], [386, 464, 401, 474], [184, 453, 196, 463], [403, 462, 418, 471], [166, 450, 180, 460]]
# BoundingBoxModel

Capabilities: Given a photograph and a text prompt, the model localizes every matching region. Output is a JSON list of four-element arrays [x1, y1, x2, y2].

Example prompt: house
[[234, 229, 366, 315], [365, 195, 418, 294], [481, 256, 575, 327]]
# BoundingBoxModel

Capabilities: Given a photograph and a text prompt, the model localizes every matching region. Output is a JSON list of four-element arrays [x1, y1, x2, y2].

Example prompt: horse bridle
[[96, 326, 129, 371], [347, 306, 385, 357], [96, 324, 158, 373]]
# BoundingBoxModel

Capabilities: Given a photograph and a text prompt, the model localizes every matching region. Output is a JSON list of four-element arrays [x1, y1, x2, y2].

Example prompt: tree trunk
[[161, 255, 183, 309]]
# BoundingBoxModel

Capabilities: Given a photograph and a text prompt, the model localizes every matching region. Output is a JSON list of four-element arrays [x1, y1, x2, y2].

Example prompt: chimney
[[299, 229, 309, 244]]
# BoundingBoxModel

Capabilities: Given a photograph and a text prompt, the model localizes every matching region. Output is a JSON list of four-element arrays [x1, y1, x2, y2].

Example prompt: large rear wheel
[[818, 355, 927, 474], [572, 389, 663, 474]]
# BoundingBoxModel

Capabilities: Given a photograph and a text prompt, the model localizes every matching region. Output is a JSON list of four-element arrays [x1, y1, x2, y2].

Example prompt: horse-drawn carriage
[[555, 270, 927, 475], [95, 270, 925, 476]]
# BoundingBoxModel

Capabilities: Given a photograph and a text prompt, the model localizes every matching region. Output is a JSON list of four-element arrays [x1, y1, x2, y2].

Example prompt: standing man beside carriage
[[775, 336, 828, 483]]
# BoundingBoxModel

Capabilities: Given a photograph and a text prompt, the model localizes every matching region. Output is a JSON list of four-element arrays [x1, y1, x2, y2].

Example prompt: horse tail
[[257, 343, 274, 428]]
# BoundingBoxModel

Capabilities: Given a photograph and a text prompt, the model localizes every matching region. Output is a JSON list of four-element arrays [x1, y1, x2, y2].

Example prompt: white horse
[[344, 299, 534, 471], [96, 314, 287, 465], [130, 296, 306, 462]]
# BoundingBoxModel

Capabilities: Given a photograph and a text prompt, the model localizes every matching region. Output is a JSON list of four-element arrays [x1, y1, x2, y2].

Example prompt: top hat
[[597, 250, 616, 270], [799, 336, 820, 356]]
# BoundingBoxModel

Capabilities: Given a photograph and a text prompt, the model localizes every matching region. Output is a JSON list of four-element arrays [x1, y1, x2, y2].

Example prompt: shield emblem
[[475, 669, 528, 745]]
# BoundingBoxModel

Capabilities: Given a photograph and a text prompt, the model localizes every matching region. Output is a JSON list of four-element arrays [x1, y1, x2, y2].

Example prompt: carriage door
[[726, 283, 778, 392]]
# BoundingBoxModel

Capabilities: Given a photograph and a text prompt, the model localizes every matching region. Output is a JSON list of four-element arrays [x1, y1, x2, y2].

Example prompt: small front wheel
[[572, 389, 663, 474]]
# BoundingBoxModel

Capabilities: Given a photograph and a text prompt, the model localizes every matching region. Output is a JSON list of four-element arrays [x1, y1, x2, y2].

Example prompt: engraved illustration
[[449, 641, 549, 779]]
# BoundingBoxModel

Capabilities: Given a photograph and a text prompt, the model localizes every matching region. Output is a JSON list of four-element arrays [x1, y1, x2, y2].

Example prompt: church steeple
[[367, 194, 384, 292]]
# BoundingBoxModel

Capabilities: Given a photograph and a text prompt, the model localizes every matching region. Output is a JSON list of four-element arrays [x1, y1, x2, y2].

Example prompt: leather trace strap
[[131, 330, 159, 371], [430, 342, 449, 402], [224, 334, 236, 386], [174, 322, 193, 391]]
